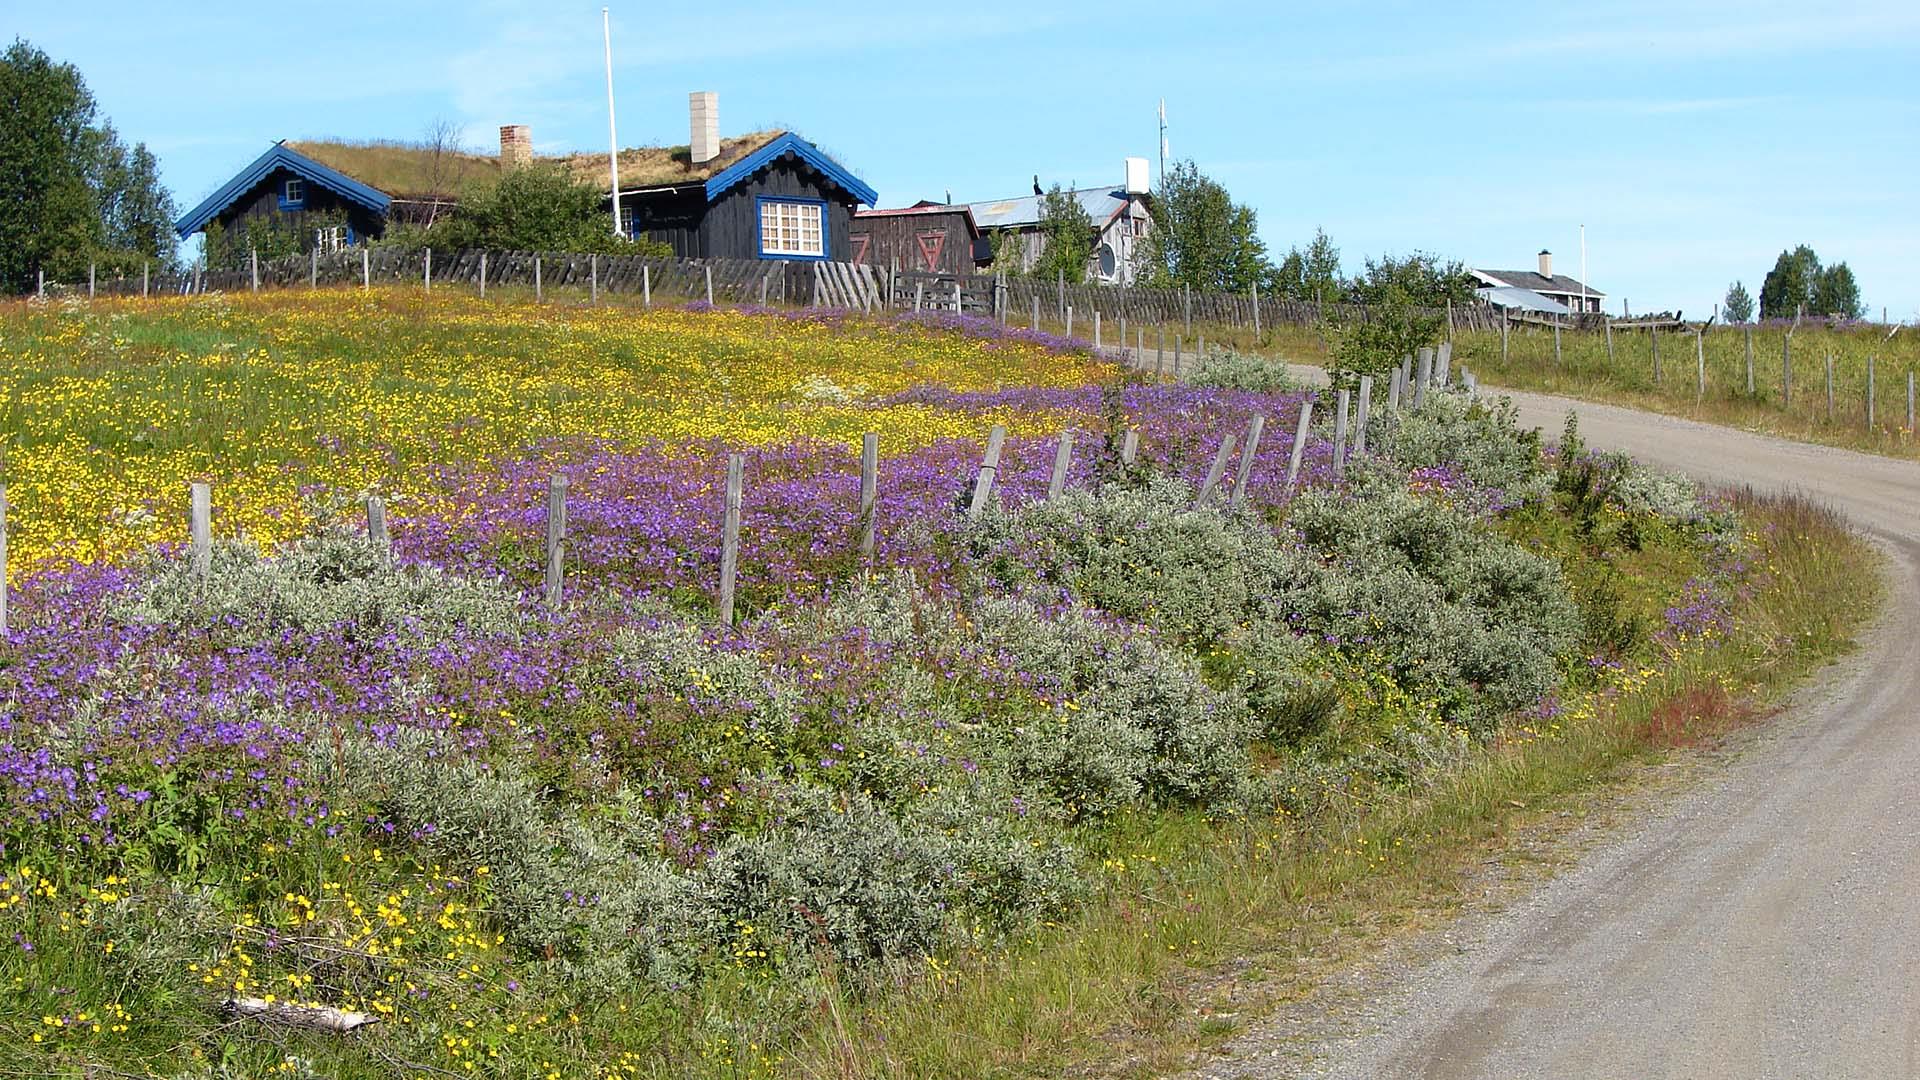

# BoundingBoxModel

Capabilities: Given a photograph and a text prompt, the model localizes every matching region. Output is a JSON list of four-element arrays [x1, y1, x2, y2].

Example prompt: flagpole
[[1579, 224, 1588, 315], [603, 7, 621, 236]]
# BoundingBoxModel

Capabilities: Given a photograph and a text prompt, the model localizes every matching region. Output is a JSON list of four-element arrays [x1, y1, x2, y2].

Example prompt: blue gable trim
[[704, 132, 878, 208], [174, 143, 393, 238]]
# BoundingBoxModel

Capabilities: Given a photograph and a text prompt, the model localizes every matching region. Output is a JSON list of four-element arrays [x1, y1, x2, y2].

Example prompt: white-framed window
[[283, 178, 306, 206], [619, 204, 636, 236], [758, 199, 825, 258], [315, 225, 347, 254]]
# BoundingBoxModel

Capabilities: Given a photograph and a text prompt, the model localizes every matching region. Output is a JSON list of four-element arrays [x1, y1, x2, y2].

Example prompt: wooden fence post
[[1354, 374, 1374, 456], [1388, 365, 1403, 410], [1781, 335, 1792, 406], [190, 482, 212, 582], [953, 282, 962, 314], [914, 283, 923, 312], [1047, 432, 1075, 500], [643, 264, 652, 309], [590, 254, 599, 303], [250, 248, 259, 293], [1066, 305, 1074, 339], [479, 252, 487, 298], [1197, 434, 1237, 506], [1121, 428, 1139, 465], [1118, 315, 1127, 353], [35, 268, 43, 299], [1604, 318, 1614, 365], [1415, 348, 1433, 409], [1553, 321, 1562, 365], [1284, 401, 1315, 493], [1183, 283, 1192, 332], [718, 455, 743, 626], [1230, 415, 1266, 508], [535, 256, 544, 303], [1332, 389, 1351, 478], [366, 495, 390, 563], [361, 248, 370, 291], [967, 425, 1007, 518], [1500, 309, 1509, 365], [1695, 328, 1705, 402], [142, 261, 149, 298], [859, 434, 878, 562], [1056, 269, 1065, 320], [1136, 327, 1144, 369], [544, 475, 568, 608], [1032, 295, 1040, 330], [1825, 353, 1835, 421], [1157, 328, 1166, 374], [705, 265, 714, 305], [424, 247, 432, 293], [758, 271, 769, 307], [1868, 354, 1877, 429], [1093, 310, 1101, 350], [1744, 326, 1755, 394], [1437, 341, 1452, 387], [88, 261, 95, 299], [1251, 281, 1261, 338]]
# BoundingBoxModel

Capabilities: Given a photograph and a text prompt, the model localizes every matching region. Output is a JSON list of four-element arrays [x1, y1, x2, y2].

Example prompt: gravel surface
[[1164, 362, 1920, 1079]]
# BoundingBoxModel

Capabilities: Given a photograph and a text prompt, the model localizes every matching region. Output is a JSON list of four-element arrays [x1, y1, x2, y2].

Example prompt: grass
[[775, 490, 1879, 1078], [0, 287, 1883, 1080], [1036, 306, 1920, 460], [1449, 321, 1920, 459]]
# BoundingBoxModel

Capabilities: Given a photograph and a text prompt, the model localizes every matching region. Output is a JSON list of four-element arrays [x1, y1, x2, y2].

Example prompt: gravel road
[[1182, 366, 1920, 1079]]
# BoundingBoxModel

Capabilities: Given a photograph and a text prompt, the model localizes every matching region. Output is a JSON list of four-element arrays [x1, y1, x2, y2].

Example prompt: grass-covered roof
[[287, 131, 785, 201]]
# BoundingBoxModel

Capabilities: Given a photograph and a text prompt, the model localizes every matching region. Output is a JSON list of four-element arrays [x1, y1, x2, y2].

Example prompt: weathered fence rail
[[17, 245, 1515, 338]]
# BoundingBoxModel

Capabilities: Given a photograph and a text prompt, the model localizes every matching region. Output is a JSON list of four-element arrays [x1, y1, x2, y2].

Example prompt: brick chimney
[[1538, 249, 1553, 280], [690, 92, 720, 166], [499, 125, 532, 167]]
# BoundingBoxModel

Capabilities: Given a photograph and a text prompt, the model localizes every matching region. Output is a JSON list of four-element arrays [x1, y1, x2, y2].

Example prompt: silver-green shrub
[[1185, 349, 1304, 393], [109, 528, 526, 641]]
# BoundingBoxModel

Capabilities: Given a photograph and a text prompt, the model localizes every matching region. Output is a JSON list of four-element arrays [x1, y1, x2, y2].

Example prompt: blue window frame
[[754, 196, 829, 261], [279, 177, 307, 211]]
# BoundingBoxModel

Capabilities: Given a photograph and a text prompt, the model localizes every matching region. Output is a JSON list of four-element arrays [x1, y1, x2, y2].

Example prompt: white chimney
[[1123, 156, 1150, 195], [1538, 249, 1553, 280], [500, 125, 532, 167], [690, 91, 720, 165]]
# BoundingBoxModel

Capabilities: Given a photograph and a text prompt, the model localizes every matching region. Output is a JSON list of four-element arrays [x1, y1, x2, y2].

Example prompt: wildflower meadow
[[0, 290, 1852, 1078]]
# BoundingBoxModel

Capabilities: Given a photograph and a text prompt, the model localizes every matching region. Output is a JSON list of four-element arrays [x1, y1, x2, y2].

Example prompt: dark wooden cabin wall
[[847, 211, 977, 275], [696, 157, 854, 262], [212, 167, 386, 245]]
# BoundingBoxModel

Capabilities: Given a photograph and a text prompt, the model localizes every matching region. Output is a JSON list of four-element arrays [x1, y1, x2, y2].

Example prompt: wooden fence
[[18, 246, 1511, 339], [0, 344, 1478, 636]]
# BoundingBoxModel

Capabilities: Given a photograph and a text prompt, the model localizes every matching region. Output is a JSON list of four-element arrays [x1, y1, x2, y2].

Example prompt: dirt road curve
[[1206, 375, 1920, 1079]]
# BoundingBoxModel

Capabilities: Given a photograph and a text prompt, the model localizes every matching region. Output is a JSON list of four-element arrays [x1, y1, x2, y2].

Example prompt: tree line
[[1723, 245, 1866, 323], [0, 39, 179, 293], [1006, 159, 1476, 312]]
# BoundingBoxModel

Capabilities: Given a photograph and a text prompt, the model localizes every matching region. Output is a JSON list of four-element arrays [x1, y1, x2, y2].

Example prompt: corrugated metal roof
[[1477, 286, 1572, 315], [1473, 267, 1606, 297], [965, 186, 1134, 230]]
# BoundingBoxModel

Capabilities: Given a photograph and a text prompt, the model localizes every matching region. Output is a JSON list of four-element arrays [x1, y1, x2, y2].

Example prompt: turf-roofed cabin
[[173, 91, 876, 264], [605, 92, 876, 261]]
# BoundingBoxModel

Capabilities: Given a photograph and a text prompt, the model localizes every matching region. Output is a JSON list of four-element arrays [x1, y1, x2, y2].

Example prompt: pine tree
[[1811, 262, 1863, 320], [1722, 280, 1754, 323]]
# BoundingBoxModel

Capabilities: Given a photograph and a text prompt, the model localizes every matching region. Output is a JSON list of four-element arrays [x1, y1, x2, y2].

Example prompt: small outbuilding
[[848, 203, 985, 274], [1471, 251, 1606, 314]]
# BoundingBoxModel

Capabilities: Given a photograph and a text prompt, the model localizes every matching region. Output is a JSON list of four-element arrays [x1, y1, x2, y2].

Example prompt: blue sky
[[12, 0, 1918, 318]]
